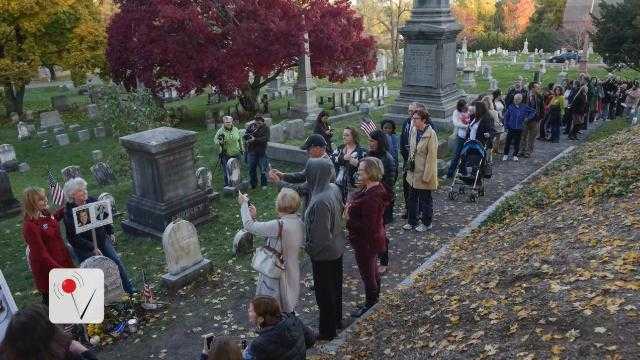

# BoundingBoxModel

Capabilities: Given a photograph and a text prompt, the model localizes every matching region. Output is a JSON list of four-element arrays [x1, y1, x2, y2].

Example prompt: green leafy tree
[[592, 0, 640, 72]]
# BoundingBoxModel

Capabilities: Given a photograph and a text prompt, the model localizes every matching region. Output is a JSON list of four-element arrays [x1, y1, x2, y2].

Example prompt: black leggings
[[503, 129, 523, 156]]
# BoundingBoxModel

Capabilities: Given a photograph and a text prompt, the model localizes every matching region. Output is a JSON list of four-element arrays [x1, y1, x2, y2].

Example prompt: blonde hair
[[359, 157, 384, 182], [276, 188, 300, 214], [481, 95, 495, 111], [22, 187, 46, 219]]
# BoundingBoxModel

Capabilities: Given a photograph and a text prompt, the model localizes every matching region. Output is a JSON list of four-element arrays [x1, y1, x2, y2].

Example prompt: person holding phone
[[200, 335, 242, 360]]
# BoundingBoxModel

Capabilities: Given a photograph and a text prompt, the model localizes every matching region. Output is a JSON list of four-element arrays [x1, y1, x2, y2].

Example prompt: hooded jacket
[[346, 184, 391, 255], [303, 158, 345, 262], [504, 104, 535, 130], [244, 313, 315, 360]]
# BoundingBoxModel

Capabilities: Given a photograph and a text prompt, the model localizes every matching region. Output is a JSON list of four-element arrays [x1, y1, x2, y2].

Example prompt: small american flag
[[360, 117, 377, 136], [141, 270, 155, 304], [48, 170, 65, 206]]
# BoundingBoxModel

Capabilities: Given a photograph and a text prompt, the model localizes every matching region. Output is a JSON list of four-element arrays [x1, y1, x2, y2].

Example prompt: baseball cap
[[300, 134, 327, 150]]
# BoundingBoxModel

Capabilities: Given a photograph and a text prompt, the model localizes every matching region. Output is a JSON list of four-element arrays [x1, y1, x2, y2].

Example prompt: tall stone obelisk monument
[[384, 0, 463, 126], [292, 31, 321, 125]]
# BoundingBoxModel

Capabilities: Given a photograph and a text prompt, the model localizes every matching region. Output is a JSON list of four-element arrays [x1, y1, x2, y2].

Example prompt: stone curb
[[319, 144, 579, 355]]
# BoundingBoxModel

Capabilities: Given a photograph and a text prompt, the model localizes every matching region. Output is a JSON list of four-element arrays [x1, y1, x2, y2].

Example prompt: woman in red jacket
[[22, 187, 74, 305], [345, 157, 391, 318]]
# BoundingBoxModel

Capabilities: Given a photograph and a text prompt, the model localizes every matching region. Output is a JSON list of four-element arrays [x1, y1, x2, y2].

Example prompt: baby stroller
[[448, 139, 492, 202]]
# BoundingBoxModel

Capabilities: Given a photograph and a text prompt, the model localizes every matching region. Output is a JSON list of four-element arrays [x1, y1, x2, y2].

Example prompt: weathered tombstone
[[92, 150, 103, 162], [56, 134, 70, 146], [86, 104, 98, 119], [94, 127, 106, 138], [0, 145, 18, 172], [80, 256, 125, 304], [340, 93, 347, 108], [25, 110, 34, 121], [78, 129, 90, 142], [205, 118, 216, 130], [61, 165, 81, 182], [539, 59, 547, 74], [462, 69, 476, 87], [161, 220, 212, 291], [17, 122, 31, 141], [120, 127, 212, 238], [233, 229, 254, 256], [0, 171, 21, 218], [39, 110, 63, 129], [18, 162, 30, 173], [283, 119, 305, 140], [482, 65, 492, 80], [195, 167, 213, 194], [489, 78, 499, 91], [223, 158, 241, 195], [41, 140, 51, 148], [69, 124, 81, 133], [53, 127, 65, 135], [269, 124, 287, 143], [51, 95, 70, 112], [91, 162, 117, 186], [0, 270, 19, 343]]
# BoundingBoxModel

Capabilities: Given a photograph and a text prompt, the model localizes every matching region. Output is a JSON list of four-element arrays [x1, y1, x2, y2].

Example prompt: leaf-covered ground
[[336, 126, 640, 359]]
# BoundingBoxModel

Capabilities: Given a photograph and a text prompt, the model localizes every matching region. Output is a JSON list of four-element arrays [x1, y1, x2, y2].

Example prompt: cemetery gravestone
[[0, 145, 18, 172], [233, 229, 254, 256], [78, 129, 91, 142], [462, 69, 476, 87], [120, 127, 212, 238], [80, 256, 125, 305], [489, 78, 499, 91], [94, 127, 106, 138], [56, 134, 70, 146], [51, 95, 70, 112], [195, 167, 213, 194], [53, 127, 65, 135], [18, 162, 30, 173], [39, 110, 63, 129], [0, 270, 19, 343], [61, 166, 81, 182], [269, 124, 287, 143], [91, 162, 117, 186], [0, 170, 21, 218], [86, 104, 98, 119], [161, 220, 212, 291], [283, 119, 305, 140], [223, 158, 242, 195], [69, 124, 81, 133], [92, 150, 103, 162], [17, 122, 31, 141]]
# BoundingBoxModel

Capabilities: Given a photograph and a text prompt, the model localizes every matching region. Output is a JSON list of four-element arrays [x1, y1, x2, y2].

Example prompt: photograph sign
[[72, 200, 113, 234], [0, 269, 19, 343]]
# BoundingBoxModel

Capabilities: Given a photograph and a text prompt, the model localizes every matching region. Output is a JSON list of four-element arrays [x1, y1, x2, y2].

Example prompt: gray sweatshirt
[[303, 158, 345, 262]]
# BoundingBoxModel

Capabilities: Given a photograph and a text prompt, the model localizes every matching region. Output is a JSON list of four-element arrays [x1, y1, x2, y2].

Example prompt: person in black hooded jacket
[[366, 130, 397, 274], [243, 296, 315, 360]]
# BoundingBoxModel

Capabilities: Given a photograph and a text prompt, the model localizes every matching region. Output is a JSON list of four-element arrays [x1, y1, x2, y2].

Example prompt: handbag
[[251, 220, 285, 279]]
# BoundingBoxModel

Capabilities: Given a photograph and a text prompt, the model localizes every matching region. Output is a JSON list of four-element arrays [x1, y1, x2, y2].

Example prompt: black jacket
[[244, 313, 315, 360], [399, 117, 412, 163], [246, 123, 270, 154], [313, 121, 333, 153], [64, 196, 113, 258], [465, 114, 496, 148]]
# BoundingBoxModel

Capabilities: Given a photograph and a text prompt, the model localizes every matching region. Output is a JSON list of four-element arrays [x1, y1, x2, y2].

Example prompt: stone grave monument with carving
[[161, 219, 212, 291], [0, 170, 21, 218], [383, 0, 463, 127], [120, 127, 212, 239], [80, 256, 125, 305]]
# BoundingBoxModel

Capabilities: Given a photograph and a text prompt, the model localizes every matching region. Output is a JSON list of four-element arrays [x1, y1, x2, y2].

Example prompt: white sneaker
[[502, 155, 508, 161], [415, 224, 432, 232], [402, 224, 414, 230], [513, 156, 519, 162]]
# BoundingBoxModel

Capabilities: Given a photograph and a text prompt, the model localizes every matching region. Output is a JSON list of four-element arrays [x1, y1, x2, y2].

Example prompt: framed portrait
[[72, 200, 113, 234]]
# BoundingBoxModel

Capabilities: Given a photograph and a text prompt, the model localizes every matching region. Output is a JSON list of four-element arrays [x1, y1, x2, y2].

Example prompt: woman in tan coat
[[402, 109, 438, 232]]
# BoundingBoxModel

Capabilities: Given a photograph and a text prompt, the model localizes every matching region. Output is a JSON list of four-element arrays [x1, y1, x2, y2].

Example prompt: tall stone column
[[292, 31, 321, 125], [384, 0, 463, 127]]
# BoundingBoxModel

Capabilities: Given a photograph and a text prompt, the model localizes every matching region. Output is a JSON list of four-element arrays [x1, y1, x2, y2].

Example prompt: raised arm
[[240, 202, 279, 238]]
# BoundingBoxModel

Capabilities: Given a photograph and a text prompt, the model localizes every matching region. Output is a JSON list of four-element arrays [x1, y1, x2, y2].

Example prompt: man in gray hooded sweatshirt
[[304, 157, 345, 340]]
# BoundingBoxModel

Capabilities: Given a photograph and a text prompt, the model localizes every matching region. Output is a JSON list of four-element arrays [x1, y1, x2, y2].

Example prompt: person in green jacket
[[215, 116, 244, 186]]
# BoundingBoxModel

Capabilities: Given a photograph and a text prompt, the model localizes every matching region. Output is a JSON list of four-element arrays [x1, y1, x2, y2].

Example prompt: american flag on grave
[[48, 170, 65, 206]]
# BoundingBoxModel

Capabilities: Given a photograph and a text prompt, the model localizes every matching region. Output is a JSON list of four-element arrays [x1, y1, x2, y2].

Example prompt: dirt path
[[100, 120, 604, 359]]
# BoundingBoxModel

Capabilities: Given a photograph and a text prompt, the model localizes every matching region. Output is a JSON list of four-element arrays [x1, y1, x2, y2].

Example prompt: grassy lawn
[[587, 116, 632, 142], [0, 117, 298, 308], [0, 86, 90, 115]]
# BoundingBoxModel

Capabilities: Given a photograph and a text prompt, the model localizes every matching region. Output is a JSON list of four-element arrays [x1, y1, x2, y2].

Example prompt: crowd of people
[[5, 71, 638, 360]]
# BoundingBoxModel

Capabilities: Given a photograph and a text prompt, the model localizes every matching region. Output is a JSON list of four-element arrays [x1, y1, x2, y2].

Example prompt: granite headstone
[[39, 111, 63, 129], [0, 145, 18, 172], [91, 162, 117, 186], [61, 165, 81, 182], [161, 220, 212, 291], [56, 134, 70, 146], [0, 171, 21, 218], [80, 256, 125, 305]]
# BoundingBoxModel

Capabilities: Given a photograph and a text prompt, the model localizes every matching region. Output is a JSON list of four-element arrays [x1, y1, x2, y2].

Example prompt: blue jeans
[[247, 151, 268, 188], [75, 238, 136, 294], [447, 136, 465, 178]]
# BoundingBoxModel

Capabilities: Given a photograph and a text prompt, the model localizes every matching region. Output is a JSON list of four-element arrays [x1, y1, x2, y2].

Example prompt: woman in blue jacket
[[502, 93, 535, 161]]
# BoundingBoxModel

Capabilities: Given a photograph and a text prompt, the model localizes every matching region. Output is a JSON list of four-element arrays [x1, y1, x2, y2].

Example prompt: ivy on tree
[[106, 0, 377, 115]]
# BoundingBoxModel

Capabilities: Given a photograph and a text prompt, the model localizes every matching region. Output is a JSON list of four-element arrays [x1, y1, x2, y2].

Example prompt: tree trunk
[[238, 86, 260, 117], [46, 65, 57, 82], [2, 83, 25, 116]]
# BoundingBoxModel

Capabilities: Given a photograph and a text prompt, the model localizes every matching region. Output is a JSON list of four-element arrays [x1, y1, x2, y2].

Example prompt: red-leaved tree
[[107, 0, 376, 114]]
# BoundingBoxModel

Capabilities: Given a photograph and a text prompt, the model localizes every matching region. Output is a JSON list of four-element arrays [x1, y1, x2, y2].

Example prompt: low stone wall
[[266, 142, 308, 165]]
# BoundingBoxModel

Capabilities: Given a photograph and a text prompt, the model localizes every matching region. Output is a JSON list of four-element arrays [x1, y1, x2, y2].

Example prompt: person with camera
[[245, 116, 270, 189], [403, 109, 438, 233], [215, 116, 244, 187]]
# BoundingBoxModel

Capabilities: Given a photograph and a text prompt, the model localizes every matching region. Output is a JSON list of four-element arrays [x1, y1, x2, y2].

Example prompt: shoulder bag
[[251, 220, 285, 279]]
